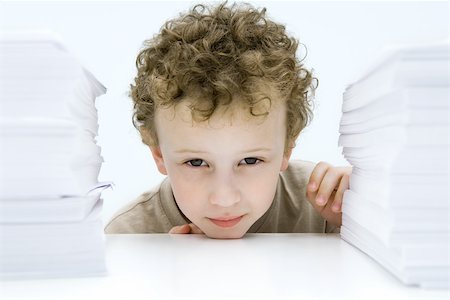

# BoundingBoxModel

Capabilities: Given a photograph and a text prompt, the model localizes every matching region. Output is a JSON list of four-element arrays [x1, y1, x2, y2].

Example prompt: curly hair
[[130, 1, 317, 153]]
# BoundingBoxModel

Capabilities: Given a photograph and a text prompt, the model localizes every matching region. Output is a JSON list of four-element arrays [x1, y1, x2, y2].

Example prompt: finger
[[315, 167, 344, 207], [168, 225, 182, 234], [307, 161, 331, 195], [320, 190, 343, 227], [169, 224, 191, 234], [331, 174, 349, 213], [188, 223, 203, 234]]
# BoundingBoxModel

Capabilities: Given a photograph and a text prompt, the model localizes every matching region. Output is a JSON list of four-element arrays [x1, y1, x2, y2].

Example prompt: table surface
[[1, 233, 449, 300]]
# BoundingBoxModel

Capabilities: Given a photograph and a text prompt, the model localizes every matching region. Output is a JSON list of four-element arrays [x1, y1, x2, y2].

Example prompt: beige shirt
[[105, 160, 339, 234]]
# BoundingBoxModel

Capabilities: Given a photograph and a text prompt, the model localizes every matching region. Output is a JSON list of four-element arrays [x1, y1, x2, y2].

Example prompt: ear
[[280, 147, 292, 172], [150, 146, 168, 175]]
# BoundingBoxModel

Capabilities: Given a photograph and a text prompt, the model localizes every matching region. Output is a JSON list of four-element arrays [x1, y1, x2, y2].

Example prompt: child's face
[[150, 95, 291, 239]]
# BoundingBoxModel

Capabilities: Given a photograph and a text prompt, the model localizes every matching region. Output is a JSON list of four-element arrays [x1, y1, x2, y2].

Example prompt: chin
[[204, 228, 247, 240]]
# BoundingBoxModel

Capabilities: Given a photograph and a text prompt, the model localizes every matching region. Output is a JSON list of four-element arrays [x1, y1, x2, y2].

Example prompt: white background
[[0, 0, 449, 222]]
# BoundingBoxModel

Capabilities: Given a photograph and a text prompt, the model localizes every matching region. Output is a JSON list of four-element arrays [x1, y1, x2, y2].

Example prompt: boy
[[105, 2, 351, 239]]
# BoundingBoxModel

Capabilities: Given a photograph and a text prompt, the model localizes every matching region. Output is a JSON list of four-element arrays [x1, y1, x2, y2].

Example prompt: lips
[[208, 215, 244, 228]]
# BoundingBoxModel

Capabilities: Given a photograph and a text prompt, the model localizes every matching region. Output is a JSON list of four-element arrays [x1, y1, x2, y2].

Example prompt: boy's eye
[[240, 157, 260, 165], [186, 159, 207, 167]]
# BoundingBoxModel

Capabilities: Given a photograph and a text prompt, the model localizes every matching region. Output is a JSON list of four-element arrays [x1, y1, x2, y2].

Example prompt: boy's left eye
[[239, 157, 261, 165]]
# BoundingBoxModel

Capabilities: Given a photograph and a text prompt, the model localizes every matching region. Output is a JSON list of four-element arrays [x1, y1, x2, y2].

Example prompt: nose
[[208, 173, 241, 207]]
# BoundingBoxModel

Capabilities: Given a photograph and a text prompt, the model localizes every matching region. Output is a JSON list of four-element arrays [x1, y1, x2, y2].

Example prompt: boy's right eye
[[186, 159, 207, 167]]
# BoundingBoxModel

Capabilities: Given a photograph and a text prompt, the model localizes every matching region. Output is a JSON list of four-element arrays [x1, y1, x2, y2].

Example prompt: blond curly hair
[[130, 2, 317, 153]]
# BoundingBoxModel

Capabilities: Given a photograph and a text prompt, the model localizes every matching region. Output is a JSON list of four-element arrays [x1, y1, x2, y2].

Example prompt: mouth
[[208, 215, 244, 228]]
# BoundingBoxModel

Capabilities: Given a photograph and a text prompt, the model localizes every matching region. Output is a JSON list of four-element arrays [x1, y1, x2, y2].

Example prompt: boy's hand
[[169, 223, 203, 234], [306, 162, 352, 228]]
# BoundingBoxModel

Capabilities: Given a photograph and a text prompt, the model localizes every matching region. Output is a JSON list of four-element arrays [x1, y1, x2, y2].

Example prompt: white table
[[1, 234, 448, 300]]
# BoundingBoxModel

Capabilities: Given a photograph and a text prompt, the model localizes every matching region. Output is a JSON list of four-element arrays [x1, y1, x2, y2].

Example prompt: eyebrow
[[242, 147, 273, 153], [174, 149, 208, 154], [174, 147, 272, 154]]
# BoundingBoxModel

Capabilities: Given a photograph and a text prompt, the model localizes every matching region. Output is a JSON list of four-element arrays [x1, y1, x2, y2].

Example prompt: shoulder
[[104, 180, 173, 233], [281, 159, 316, 185], [278, 159, 316, 205], [276, 159, 327, 232]]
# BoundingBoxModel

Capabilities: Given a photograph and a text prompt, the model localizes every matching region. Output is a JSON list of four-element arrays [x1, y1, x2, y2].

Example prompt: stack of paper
[[0, 31, 109, 278], [339, 41, 450, 289]]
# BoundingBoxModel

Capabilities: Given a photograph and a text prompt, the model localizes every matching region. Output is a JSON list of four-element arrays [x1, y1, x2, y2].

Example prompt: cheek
[[166, 166, 206, 215], [241, 167, 280, 210]]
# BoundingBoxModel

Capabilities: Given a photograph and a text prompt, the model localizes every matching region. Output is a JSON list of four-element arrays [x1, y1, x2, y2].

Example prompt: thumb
[[187, 223, 203, 234], [169, 224, 191, 234]]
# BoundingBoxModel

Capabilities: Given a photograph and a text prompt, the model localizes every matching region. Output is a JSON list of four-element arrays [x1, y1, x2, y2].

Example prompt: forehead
[[154, 95, 286, 151], [159, 82, 284, 125]]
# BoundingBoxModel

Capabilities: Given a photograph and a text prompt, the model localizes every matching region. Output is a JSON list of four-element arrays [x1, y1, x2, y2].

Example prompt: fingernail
[[308, 182, 317, 191], [316, 195, 326, 205]]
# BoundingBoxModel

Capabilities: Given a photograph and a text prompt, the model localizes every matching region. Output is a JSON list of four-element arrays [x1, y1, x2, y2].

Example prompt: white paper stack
[[0, 31, 109, 278], [339, 41, 450, 289]]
